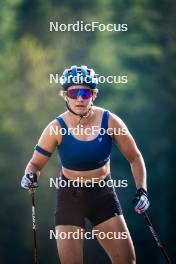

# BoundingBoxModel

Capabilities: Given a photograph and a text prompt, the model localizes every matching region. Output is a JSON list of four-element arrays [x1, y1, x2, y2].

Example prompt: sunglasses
[[66, 88, 92, 99]]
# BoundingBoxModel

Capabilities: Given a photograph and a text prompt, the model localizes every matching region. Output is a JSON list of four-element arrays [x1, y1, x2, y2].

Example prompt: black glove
[[133, 188, 150, 214], [21, 172, 39, 190]]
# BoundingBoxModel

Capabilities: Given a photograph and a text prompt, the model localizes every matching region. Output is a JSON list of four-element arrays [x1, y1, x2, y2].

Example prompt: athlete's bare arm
[[25, 120, 62, 174], [109, 113, 147, 191]]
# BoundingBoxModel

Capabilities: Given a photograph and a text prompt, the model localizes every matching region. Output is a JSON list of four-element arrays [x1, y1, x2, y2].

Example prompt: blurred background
[[0, 0, 175, 263]]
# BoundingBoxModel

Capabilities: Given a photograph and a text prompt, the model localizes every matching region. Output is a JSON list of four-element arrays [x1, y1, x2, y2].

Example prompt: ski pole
[[29, 188, 39, 264], [142, 212, 172, 264]]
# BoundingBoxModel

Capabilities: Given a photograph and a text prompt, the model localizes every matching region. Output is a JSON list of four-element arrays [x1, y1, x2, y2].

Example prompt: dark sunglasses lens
[[80, 89, 91, 99], [67, 89, 92, 99], [67, 89, 78, 99]]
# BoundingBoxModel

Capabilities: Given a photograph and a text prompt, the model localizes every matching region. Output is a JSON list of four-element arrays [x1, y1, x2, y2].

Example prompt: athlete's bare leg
[[93, 215, 136, 264], [55, 225, 85, 264]]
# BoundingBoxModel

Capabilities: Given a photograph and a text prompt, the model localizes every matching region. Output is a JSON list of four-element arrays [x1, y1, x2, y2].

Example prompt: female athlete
[[21, 65, 149, 264]]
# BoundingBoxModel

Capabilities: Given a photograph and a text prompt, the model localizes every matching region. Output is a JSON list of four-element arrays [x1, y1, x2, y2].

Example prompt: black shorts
[[54, 173, 123, 228]]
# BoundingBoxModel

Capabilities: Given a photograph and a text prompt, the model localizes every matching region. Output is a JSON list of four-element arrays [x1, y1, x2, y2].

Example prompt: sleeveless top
[[55, 110, 112, 171]]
